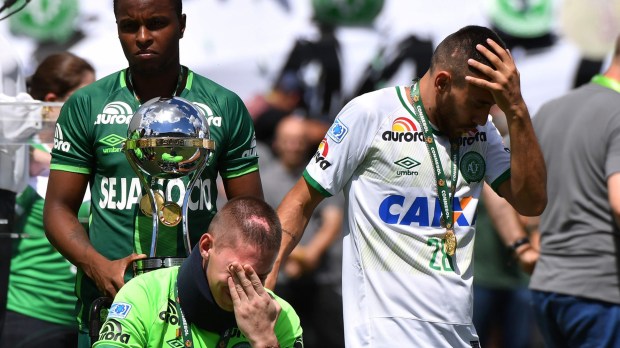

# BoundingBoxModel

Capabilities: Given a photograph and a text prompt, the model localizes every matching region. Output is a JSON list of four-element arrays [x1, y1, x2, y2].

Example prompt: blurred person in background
[[529, 33, 620, 348], [472, 108, 541, 348], [0, 0, 39, 334], [247, 72, 305, 148], [473, 185, 541, 348], [262, 115, 344, 348], [0, 52, 95, 348]]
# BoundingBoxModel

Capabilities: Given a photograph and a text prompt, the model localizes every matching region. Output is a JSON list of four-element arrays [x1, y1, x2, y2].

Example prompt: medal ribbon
[[174, 281, 194, 347], [174, 279, 235, 347], [408, 79, 460, 233]]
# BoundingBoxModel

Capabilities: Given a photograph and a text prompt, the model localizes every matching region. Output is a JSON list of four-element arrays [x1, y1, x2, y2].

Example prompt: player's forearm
[[506, 107, 547, 215], [481, 184, 528, 246], [607, 173, 620, 229], [277, 179, 325, 259], [276, 199, 309, 263], [44, 207, 106, 275]]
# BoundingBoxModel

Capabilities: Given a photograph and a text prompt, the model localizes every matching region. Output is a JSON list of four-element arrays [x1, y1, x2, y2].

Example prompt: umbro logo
[[101, 133, 126, 154], [395, 157, 420, 176]]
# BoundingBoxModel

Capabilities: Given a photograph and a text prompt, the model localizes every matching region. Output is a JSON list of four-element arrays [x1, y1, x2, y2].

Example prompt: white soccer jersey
[[304, 86, 510, 347]]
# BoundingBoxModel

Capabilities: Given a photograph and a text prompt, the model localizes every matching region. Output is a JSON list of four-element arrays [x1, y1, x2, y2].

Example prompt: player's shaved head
[[207, 196, 282, 254], [431, 25, 506, 87]]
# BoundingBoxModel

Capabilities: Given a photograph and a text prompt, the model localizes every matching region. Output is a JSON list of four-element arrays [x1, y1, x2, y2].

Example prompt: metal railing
[[0, 100, 64, 145]]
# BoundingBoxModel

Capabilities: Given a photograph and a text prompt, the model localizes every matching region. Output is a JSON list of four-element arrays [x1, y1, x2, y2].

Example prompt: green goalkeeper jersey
[[92, 267, 304, 348], [50, 67, 259, 330]]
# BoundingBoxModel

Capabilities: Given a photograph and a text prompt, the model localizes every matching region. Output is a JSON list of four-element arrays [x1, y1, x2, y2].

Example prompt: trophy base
[[133, 257, 186, 276]]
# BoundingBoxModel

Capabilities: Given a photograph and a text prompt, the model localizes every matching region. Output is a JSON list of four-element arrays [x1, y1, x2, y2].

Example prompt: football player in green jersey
[[44, 0, 263, 346], [1, 52, 95, 348], [93, 197, 303, 348]]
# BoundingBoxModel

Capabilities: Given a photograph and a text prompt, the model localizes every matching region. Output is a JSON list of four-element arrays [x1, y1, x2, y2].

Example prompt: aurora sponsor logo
[[378, 195, 474, 226], [313, 138, 331, 170], [159, 299, 179, 325], [53, 124, 71, 152], [242, 134, 258, 158], [108, 302, 132, 319], [99, 319, 130, 343], [98, 177, 214, 211], [293, 336, 304, 347], [394, 157, 421, 176], [95, 101, 133, 125], [193, 102, 222, 127], [456, 130, 487, 146], [382, 116, 424, 142]]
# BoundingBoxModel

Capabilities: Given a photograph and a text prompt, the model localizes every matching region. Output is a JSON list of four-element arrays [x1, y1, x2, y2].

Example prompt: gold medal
[[139, 192, 164, 216], [444, 228, 457, 256], [159, 202, 182, 227]]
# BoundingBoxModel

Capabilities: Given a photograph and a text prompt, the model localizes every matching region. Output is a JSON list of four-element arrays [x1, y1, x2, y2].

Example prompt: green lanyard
[[174, 280, 234, 347], [408, 79, 460, 256], [174, 281, 194, 347], [591, 74, 620, 94]]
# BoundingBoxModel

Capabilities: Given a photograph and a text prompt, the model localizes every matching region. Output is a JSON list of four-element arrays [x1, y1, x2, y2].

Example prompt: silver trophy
[[123, 96, 215, 275]]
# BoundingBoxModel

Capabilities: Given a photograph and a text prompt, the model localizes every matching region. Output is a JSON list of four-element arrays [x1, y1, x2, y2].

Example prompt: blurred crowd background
[[2, 0, 619, 118]]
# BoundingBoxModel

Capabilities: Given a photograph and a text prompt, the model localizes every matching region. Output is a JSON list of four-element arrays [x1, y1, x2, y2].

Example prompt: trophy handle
[[124, 150, 160, 257], [181, 154, 210, 256]]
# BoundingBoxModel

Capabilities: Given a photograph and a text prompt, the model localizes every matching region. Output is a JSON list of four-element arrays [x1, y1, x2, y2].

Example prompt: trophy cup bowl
[[123, 96, 215, 275], [125, 96, 212, 179]]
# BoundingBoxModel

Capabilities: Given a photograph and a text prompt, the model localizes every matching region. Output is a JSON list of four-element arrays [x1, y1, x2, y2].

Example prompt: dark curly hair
[[431, 25, 507, 87]]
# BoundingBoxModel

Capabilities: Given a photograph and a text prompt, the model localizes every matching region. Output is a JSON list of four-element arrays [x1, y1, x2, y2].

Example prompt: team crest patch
[[108, 303, 132, 319], [327, 118, 349, 143], [460, 152, 485, 183]]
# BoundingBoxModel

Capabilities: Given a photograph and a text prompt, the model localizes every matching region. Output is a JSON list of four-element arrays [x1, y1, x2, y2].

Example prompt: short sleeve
[[272, 292, 304, 348], [605, 110, 620, 177], [92, 278, 149, 348], [483, 119, 511, 192], [304, 96, 379, 196], [50, 91, 94, 174], [215, 92, 259, 179]]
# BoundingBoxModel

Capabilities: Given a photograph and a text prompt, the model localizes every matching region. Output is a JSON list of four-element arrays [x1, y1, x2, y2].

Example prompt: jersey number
[[427, 237, 454, 272]]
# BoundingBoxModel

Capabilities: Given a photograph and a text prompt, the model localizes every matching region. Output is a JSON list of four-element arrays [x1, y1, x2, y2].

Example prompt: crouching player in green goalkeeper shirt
[[93, 197, 303, 348]]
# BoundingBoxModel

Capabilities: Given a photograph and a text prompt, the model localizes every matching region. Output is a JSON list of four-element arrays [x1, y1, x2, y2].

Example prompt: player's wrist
[[509, 237, 531, 256], [249, 334, 279, 348]]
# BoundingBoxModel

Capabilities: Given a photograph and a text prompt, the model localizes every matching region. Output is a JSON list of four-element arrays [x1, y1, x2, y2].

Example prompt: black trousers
[[0, 310, 77, 348], [0, 188, 16, 339]]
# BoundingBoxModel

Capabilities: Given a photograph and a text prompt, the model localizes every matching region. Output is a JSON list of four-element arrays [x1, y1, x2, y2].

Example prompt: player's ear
[[179, 14, 186, 38], [43, 92, 59, 102], [199, 233, 213, 259], [435, 72, 451, 94]]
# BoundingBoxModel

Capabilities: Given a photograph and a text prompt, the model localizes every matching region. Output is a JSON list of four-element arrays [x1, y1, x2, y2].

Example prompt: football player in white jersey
[[266, 25, 546, 347]]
